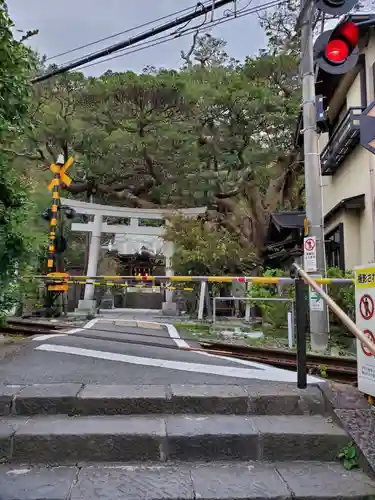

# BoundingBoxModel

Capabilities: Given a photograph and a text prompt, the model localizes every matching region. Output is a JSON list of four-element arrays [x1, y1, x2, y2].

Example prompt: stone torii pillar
[[79, 213, 102, 311], [61, 198, 206, 313], [163, 241, 176, 315]]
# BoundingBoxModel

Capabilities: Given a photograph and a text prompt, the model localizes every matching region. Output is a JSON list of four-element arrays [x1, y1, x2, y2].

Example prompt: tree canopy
[[9, 10, 303, 274], [0, 2, 45, 316]]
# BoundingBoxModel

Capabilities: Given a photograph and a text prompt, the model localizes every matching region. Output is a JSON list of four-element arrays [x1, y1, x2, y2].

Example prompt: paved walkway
[[0, 316, 321, 385]]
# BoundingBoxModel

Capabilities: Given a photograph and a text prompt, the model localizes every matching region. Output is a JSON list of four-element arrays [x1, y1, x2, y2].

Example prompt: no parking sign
[[355, 264, 375, 397]]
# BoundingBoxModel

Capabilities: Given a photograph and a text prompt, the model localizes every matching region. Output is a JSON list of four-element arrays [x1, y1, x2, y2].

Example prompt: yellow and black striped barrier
[[41, 274, 354, 286]]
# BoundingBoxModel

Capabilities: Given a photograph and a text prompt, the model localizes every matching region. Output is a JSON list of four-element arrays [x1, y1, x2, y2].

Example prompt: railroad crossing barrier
[[39, 274, 354, 328], [34, 271, 371, 391], [39, 274, 354, 285]]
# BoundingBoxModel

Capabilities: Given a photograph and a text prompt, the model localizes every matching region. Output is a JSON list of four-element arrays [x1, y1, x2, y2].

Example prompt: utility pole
[[300, 0, 329, 350]]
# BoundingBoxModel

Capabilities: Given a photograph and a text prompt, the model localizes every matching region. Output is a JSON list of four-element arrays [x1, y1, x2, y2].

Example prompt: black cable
[[174, 1, 207, 34], [45, 1, 213, 62], [224, 0, 253, 17], [78, 0, 284, 72], [46, 0, 212, 68], [48, 0, 281, 72], [32, 0, 235, 83]]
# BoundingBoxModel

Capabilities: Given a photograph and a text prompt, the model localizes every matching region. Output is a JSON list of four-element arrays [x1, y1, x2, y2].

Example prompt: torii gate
[[61, 198, 206, 312]]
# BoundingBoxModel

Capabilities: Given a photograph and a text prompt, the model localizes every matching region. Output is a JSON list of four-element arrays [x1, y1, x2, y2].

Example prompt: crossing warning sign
[[355, 264, 375, 397], [361, 330, 375, 357], [303, 236, 317, 272], [304, 237, 315, 252], [360, 295, 374, 320]]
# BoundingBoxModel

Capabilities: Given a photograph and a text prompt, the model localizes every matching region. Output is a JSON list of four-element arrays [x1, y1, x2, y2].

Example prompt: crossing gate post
[[295, 278, 309, 389]]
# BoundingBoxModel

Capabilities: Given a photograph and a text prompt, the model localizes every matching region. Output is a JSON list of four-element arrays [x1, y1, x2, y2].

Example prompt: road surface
[[0, 317, 320, 385]]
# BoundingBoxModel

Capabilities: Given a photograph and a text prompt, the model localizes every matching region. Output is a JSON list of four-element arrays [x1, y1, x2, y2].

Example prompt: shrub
[[247, 266, 355, 330], [326, 267, 354, 322], [247, 268, 293, 329]]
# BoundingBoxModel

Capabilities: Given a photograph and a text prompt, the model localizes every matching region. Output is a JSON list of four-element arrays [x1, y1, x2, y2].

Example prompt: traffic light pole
[[300, 0, 329, 350]]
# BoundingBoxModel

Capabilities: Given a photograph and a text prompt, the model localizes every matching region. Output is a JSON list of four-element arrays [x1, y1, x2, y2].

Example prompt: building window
[[325, 223, 345, 271]]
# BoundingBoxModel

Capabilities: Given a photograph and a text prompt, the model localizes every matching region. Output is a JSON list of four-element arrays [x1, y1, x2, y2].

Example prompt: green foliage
[[247, 268, 293, 329], [0, 2, 41, 319], [9, 31, 301, 269], [165, 215, 258, 275], [338, 442, 358, 470], [326, 267, 355, 322], [245, 267, 355, 333]]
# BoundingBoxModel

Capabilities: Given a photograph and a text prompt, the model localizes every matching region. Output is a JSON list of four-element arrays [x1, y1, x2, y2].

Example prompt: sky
[[8, 0, 268, 76]]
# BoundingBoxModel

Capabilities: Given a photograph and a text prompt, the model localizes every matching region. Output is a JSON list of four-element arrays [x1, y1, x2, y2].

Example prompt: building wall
[[320, 44, 375, 268], [325, 212, 362, 270]]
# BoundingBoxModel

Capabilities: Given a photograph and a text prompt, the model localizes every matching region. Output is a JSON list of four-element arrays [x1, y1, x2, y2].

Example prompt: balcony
[[320, 107, 363, 176]]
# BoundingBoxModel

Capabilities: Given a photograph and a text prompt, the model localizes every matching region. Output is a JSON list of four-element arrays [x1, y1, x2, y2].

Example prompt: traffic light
[[315, 0, 358, 15], [314, 20, 359, 75]]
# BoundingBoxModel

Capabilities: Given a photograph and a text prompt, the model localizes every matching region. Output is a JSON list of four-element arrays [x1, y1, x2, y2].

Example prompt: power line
[[78, 0, 283, 72], [32, 0, 235, 83], [59, 1, 208, 70], [45, 2, 211, 62]]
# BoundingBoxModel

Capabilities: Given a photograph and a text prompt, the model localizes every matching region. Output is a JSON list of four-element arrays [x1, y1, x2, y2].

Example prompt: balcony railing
[[320, 106, 363, 175]]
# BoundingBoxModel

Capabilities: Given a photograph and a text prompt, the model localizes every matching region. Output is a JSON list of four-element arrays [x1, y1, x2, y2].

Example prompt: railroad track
[[0, 320, 358, 383], [1, 319, 70, 336], [199, 340, 357, 384]]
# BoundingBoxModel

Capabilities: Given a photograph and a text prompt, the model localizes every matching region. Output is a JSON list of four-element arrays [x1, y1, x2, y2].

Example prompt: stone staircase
[[0, 382, 374, 499]]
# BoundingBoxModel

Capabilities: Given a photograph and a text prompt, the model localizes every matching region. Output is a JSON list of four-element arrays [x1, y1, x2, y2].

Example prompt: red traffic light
[[325, 40, 349, 64], [324, 21, 358, 65], [337, 20, 359, 47], [314, 20, 359, 75]]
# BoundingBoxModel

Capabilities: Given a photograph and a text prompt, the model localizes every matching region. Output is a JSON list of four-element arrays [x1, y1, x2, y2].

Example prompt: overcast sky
[[9, 0, 267, 76]]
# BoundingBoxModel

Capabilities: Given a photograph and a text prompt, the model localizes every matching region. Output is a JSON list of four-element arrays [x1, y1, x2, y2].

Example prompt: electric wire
[[32, 0, 236, 81], [33, 0, 284, 81], [77, 0, 285, 72], [223, 0, 254, 16], [45, 0, 215, 62]]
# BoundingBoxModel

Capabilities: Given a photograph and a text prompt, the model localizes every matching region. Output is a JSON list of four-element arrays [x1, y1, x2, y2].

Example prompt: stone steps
[[0, 383, 326, 416], [1, 413, 348, 463], [1, 382, 375, 498], [1, 461, 375, 499]]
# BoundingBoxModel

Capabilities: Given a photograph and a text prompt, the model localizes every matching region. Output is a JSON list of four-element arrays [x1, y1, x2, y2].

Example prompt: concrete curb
[[0, 383, 326, 417], [0, 414, 348, 464]]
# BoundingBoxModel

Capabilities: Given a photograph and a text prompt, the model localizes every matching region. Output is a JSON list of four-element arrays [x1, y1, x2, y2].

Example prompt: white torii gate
[[61, 198, 206, 312]]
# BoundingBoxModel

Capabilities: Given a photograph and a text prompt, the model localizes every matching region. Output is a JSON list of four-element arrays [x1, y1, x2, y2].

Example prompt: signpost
[[47, 157, 73, 191], [355, 264, 375, 397], [308, 274, 324, 312], [303, 236, 317, 272], [309, 286, 324, 312]]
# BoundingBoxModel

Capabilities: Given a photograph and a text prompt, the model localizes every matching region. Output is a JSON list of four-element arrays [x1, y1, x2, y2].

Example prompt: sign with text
[[355, 264, 375, 397], [309, 275, 324, 312], [303, 236, 317, 272]]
